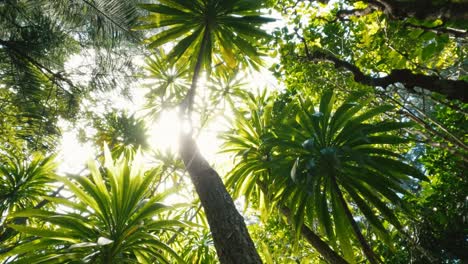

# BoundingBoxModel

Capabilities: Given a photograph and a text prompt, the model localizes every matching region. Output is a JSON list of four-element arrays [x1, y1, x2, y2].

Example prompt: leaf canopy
[[138, 0, 275, 72]]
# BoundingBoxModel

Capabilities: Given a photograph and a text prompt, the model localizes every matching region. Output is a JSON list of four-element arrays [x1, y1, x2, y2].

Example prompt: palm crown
[[137, 0, 274, 71], [0, 152, 56, 221], [222, 90, 427, 262], [2, 148, 186, 263]]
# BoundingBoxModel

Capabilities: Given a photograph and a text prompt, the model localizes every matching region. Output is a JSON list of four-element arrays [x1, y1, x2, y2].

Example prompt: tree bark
[[179, 135, 262, 264], [278, 205, 349, 264], [325, 1, 468, 37], [305, 51, 468, 103], [178, 24, 262, 263]]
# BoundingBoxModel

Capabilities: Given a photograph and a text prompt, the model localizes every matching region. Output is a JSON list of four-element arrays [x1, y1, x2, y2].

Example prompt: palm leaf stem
[[330, 175, 382, 264]]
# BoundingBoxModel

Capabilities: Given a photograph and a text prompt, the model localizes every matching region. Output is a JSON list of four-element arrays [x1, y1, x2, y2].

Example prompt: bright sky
[[57, 57, 281, 176]]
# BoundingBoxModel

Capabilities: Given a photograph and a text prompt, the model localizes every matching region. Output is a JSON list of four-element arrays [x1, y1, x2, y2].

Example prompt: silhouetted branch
[[304, 51, 468, 102]]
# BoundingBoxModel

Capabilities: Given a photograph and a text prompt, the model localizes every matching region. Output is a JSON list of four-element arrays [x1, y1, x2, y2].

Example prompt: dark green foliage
[[0, 0, 144, 152], [93, 112, 149, 156], [222, 89, 425, 262]]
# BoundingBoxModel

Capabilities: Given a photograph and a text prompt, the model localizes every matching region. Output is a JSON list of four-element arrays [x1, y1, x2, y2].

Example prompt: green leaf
[[421, 42, 437, 61], [168, 27, 203, 62], [331, 186, 355, 263], [146, 24, 195, 49], [291, 157, 299, 182], [8, 224, 79, 243], [342, 185, 392, 245], [138, 4, 191, 17], [319, 90, 335, 130]]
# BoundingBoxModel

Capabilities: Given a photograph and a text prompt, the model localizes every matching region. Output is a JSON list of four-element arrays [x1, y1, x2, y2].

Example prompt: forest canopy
[[0, 0, 467, 263]]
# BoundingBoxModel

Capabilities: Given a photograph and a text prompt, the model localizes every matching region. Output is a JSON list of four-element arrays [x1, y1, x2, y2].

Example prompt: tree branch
[[335, 4, 381, 21], [305, 51, 468, 102], [278, 205, 350, 264], [0, 39, 78, 95]]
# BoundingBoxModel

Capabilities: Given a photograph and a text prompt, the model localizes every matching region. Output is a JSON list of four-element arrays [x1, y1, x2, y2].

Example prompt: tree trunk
[[178, 24, 261, 263], [179, 135, 262, 264], [278, 205, 349, 264]]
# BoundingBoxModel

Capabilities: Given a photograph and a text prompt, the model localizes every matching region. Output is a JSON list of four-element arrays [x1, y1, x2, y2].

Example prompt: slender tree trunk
[[278, 205, 349, 264], [178, 26, 262, 263], [331, 176, 382, 264], [180, 136, 262, 263]]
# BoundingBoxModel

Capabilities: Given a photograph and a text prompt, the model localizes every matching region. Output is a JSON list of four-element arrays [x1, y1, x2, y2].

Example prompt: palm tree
[[138, 0, 273, 114], [93, 111, 150, 157], [0, 152, 56, 218], [143, 50, 190, 120], [221, 90, 349, 264], [0, 151, 57, 245], [1, 148, 185, 263], [137, 1, 274, 262], [179, 230, 218, 263], [222, 90, 427, 263]]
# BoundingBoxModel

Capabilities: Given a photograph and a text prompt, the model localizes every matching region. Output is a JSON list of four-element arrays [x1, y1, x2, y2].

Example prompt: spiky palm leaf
[[220, 89, 275, 211], [206, 69, 248, 110], [45, 0, 144, 46], [179, 230, 217, 264], [93, 112, 149, 157], [2, 148, 186, 263], [143, 50, 190, 119], [0, 152, 56, 222]]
